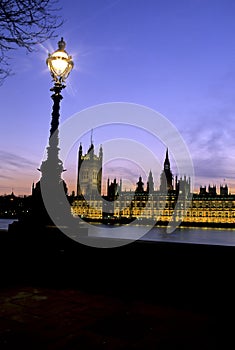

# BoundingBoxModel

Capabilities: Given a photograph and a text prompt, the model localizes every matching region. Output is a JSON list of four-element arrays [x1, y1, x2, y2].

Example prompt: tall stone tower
[[160, 149, 173, 193], [76, 136, 103, 197]]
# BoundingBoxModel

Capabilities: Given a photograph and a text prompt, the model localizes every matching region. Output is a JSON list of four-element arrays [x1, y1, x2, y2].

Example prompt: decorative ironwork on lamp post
[[32, 38, 74, 224]]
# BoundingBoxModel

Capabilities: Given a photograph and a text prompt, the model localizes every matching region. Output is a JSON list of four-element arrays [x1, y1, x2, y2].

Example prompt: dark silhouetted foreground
[[0, 224, 234, 349]]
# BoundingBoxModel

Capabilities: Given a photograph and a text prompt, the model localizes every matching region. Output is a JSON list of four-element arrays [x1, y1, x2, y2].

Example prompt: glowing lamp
[[47, 37, 73, 84]]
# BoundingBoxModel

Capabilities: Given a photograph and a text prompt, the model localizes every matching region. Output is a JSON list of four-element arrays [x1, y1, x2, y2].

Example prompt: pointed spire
[[99, 144, 103, 159], [164, 148, 170, 170], [148, 169, 153, 179], [166, 148, 169, 161], [147, 170, 154, 193], [88, 129, 94, 155], [90, 128, 93, 146], [119, 178, 122, 193]]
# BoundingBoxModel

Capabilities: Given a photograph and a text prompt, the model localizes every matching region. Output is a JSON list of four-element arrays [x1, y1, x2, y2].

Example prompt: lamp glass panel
[[50, 51, 69, 77]]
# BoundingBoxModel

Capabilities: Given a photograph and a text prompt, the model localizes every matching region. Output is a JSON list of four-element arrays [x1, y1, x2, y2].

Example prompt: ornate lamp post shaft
[[42, 84, 64, 184], [32, 38, 74, 224], [49, 84, 63, 141]]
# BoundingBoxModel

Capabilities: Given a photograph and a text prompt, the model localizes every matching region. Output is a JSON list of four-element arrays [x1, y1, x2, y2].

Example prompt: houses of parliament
[[71, 138, 235, 227]]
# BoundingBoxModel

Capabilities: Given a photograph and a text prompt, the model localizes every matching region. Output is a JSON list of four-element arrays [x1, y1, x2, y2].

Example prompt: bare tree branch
[[0, 0, 63, 84]]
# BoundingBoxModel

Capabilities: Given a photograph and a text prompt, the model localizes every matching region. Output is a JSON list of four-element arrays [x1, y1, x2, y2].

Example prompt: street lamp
[[32, 38, 74, 225], [46, 37, 73, 147], [47, 37, 73, 85]]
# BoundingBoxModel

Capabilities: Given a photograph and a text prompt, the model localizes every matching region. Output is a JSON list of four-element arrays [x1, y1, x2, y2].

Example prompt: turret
[[135, 176, 144, 193], [99, 145, 103, 161], [147, 170, 154, 193]]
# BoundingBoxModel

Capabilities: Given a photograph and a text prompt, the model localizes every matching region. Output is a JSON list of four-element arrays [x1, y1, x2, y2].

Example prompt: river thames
[[85, 222, 235, 246], [1, 218, 235, 246]]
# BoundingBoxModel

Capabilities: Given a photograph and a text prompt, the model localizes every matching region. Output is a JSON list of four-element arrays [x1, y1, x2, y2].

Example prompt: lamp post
[[32, 38, 74, 225]]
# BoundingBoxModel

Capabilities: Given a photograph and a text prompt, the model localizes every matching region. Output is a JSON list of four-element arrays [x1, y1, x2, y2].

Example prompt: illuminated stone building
[[184, 186, 235, 225], [71, 196, 103, 220], [72, 146, 235, 226], [72, 134, 103, 220], [76, 135, 103, 197]]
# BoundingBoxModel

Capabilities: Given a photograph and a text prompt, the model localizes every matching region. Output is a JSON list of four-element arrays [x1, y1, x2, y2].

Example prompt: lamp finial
[[58, 37, 66, 51]]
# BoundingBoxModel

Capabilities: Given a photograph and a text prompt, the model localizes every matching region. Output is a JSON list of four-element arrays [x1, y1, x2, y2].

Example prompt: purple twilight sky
[[1, 0, 235, 195]]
